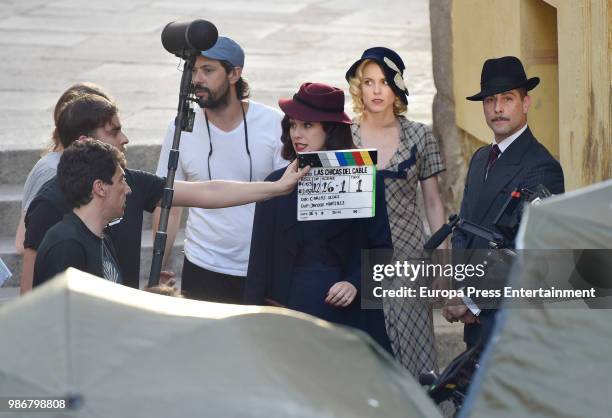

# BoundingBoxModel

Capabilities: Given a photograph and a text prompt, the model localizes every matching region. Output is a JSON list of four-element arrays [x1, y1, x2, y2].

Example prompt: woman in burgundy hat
[[245, 82, 392, 352], [346, 48, 446, 377]]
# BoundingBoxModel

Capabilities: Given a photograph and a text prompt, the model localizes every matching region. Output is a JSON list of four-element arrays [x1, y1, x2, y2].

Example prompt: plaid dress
[[352, 116, 445, 376]]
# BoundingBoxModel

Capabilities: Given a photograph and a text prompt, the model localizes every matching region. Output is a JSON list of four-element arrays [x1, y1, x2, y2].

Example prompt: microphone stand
[[148, 52, 197, 287], [425, 186, 551, 251]]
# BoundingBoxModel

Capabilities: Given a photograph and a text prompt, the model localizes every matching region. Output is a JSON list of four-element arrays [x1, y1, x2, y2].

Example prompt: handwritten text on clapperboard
[[297, 150, 377, 221]]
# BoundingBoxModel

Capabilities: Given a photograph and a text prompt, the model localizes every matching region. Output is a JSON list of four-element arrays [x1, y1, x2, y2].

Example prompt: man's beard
[[193, 82, 231, 110]]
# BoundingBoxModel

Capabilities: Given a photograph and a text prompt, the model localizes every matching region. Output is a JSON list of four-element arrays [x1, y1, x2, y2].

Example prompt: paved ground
[[0, 0, 434, 152]]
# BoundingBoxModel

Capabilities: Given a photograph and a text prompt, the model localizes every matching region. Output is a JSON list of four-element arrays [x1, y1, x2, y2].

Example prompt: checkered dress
[[352, 116, 445, 376]]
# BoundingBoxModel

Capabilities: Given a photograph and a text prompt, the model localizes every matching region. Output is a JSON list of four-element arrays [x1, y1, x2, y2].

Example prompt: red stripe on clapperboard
[[351, 151, 365, 165]]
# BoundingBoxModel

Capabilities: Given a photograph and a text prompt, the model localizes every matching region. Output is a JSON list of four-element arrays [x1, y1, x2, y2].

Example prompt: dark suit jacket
[[451, 127, 564, 347], [244, 167, 392, 306]]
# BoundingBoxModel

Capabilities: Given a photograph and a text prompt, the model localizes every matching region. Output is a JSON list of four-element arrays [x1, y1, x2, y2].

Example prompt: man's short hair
[[56, 94, 118, 149], [57, 139, 126, 208]]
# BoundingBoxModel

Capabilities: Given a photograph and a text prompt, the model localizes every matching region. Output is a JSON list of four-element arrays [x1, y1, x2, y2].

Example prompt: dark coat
[[244, 167, 393, 307], [451, 127, 564, 347]]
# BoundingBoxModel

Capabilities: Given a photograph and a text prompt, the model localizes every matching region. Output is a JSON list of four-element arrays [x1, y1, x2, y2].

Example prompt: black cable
[[204, 103, 252, 182]]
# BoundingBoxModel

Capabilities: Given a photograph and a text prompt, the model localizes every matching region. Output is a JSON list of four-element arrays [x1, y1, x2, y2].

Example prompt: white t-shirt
[[156, 101, 286, 276]]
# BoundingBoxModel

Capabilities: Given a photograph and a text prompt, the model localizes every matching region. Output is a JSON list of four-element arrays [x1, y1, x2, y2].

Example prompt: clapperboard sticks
[[297, 149, 378, 169]]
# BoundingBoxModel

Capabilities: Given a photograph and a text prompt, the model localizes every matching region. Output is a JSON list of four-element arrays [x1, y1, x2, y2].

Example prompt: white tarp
[[0, 268, 441, 418], [467, 179, 612, 418]]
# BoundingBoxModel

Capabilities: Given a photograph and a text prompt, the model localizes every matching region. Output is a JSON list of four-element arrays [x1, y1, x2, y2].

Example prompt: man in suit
[[443, 56, 565, 349]]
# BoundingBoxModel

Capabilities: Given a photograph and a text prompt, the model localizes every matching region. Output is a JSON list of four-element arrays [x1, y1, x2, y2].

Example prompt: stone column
[[429, 0, 468, 214]]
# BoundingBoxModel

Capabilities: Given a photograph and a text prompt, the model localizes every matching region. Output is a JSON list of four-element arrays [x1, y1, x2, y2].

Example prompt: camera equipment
[[148, 19, 218, 287], [421, 185, 553, 411], [424, 185, 552, 251], [419, 341, 484, 410], [492, 184, 552, 242], [424, 214, 509, 251], [161, 19, 218, 58]]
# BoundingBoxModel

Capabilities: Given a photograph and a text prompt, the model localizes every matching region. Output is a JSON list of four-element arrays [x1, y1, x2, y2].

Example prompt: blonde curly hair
[[348, 59, 407, 117]]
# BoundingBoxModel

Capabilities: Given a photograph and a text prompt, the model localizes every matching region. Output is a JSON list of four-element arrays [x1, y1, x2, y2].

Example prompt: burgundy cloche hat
[[278, 82, 352, 125]]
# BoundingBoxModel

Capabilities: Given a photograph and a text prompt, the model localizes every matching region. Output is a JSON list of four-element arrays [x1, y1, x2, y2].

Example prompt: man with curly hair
[[33, 139, 131, 285]]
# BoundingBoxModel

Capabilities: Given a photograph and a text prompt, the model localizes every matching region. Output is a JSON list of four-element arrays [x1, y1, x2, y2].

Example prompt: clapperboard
[[297, 149, 377, 221]]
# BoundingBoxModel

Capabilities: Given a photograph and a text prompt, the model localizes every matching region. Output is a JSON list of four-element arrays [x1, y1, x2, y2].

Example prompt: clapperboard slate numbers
[[297, 149, 378, 221]]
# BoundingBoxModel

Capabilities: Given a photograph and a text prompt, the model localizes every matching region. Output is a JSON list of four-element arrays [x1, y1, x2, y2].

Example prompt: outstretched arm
[[171, 160, 309, 208]]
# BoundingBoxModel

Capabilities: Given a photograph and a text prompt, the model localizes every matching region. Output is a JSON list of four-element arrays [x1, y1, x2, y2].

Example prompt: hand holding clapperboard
[[297, 149, 378, 221]]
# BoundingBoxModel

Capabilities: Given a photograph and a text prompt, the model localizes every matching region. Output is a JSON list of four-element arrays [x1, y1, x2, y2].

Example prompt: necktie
[[485, 144, 501, 179]]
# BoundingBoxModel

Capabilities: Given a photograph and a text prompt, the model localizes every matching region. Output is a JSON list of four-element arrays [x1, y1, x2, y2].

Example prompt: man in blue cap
[[154, 37, 287, 303], [443, 56, 565, 349]]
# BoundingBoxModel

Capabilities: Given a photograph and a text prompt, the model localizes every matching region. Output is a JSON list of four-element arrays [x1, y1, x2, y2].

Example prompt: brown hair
[[49, 82, 113, 152], [220, 60, 250, 100], [280, 115, 356, 161], [56, 94, 118, 150], [348, 59, 407, 117]]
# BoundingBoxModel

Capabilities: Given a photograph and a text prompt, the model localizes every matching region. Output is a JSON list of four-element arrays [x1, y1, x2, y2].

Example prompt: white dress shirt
[[494, 123, 528, 154]]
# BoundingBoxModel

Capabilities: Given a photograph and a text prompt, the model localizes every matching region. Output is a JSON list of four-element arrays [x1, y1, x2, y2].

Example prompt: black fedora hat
[[466, 56, 540, 101], [345, 47, 409, 104]]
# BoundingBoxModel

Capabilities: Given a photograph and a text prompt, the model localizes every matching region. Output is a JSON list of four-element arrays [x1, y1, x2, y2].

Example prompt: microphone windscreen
[[161, 19, 218, 56], [186, 19, 218, 51]]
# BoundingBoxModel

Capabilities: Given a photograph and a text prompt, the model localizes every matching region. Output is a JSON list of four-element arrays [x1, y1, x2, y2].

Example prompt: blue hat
[[345, 47, 409, 104], [201, 36, 245, 68]]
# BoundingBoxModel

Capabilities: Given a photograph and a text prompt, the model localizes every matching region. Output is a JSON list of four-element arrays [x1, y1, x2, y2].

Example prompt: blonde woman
[[346, 47, 446, 376]]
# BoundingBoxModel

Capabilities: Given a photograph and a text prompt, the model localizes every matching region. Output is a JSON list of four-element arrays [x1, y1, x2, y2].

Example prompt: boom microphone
[[161, 19, 218, 57], [151, 19, 218, 286]]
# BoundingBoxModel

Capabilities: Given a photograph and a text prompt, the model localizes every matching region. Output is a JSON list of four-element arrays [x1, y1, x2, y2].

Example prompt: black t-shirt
[[25, 169, 165, 289], [33, 212, 123, 287]]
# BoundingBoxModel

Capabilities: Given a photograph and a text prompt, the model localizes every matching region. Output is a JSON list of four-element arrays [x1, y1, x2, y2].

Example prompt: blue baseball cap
[[201, 36, 245, 68]]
